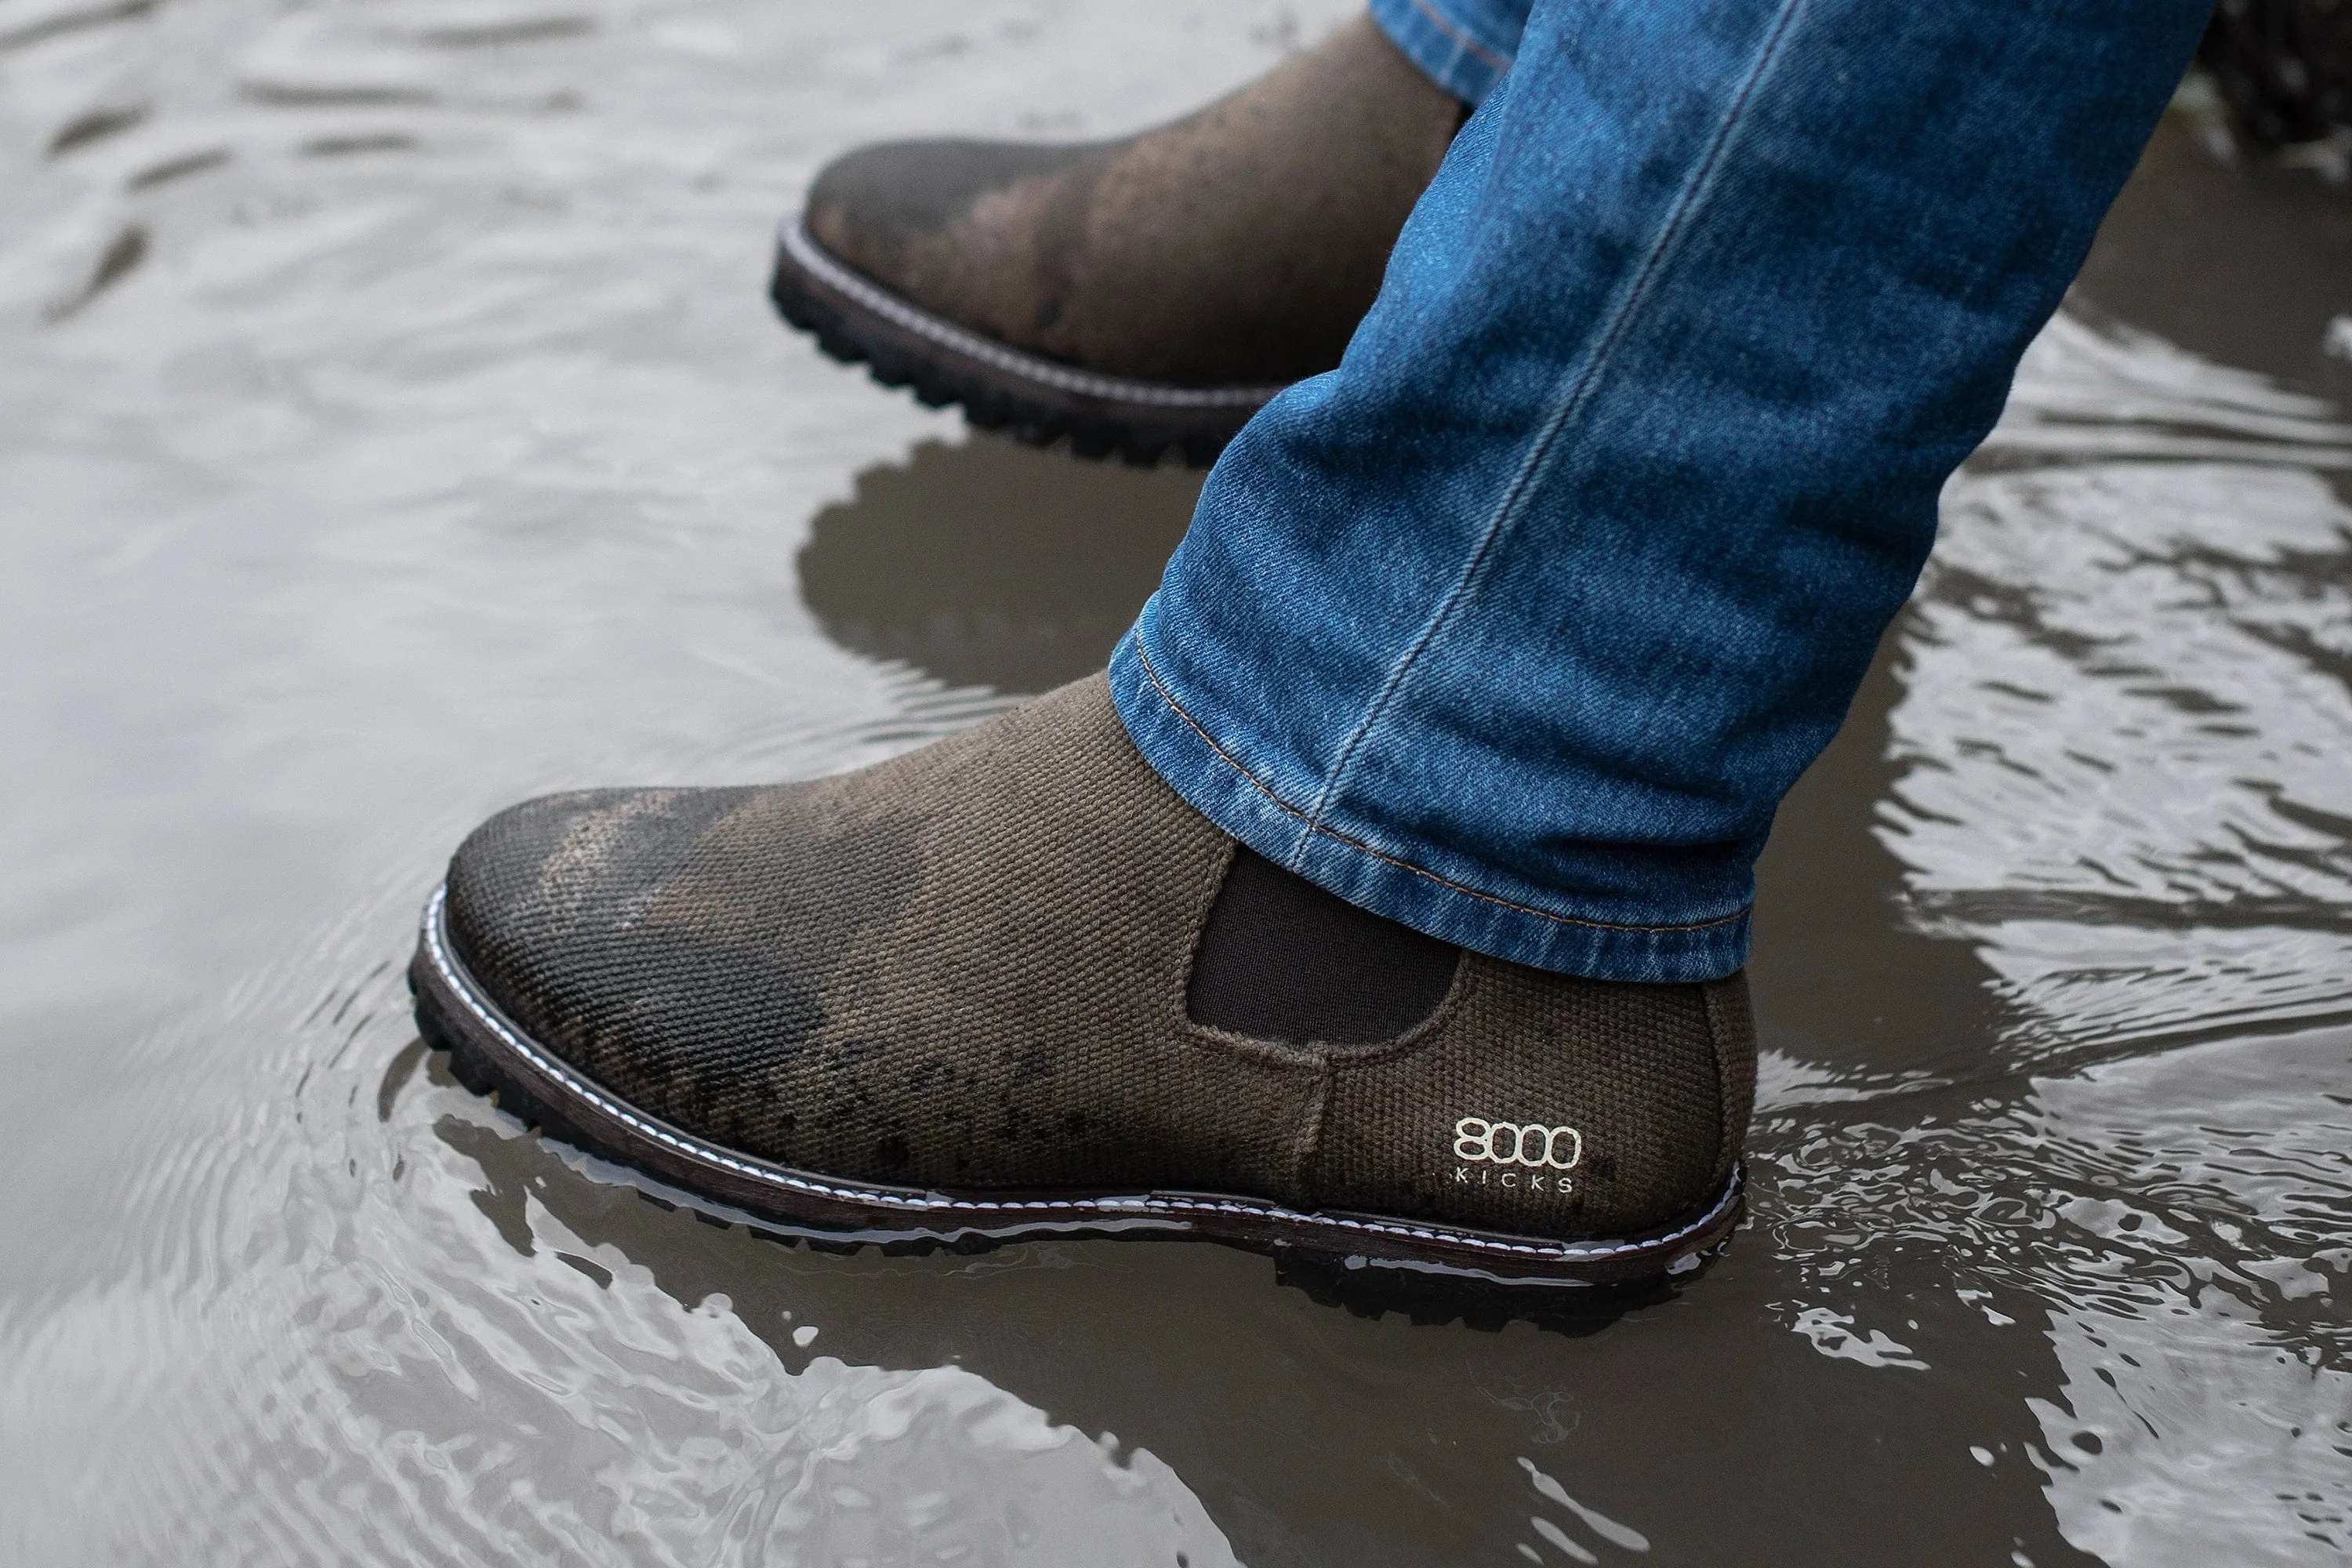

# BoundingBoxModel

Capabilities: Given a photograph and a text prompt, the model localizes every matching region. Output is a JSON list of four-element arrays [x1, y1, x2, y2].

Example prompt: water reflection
[[1828, 302, 2352, 1562], [1899, 310, 2352, 1059], [799, 434, 1200, 695], [2074, 119, 2352, 393]]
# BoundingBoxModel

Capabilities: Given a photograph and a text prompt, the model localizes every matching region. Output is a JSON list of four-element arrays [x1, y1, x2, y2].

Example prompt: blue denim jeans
[[1365, 0, 1531, 105], [1109, 0, 2212, 983]]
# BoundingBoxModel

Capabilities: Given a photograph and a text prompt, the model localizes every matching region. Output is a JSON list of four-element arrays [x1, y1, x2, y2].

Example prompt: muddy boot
[[410, 676, 1753, 1288], [770, 16, 1465, 466]]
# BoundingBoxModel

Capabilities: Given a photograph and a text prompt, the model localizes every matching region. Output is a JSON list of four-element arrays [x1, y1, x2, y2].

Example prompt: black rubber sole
[[768, 213, 1285, 468], [408, 884, 1744, 1293]]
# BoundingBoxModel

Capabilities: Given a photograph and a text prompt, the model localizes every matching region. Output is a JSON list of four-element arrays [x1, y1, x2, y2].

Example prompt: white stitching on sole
[[778, 214, 1287, 412], [419, 886, 1741, 1266]]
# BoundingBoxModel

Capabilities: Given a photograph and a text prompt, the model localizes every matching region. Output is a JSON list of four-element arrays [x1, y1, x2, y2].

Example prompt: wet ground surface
[[3, 3, 2350, 1563]]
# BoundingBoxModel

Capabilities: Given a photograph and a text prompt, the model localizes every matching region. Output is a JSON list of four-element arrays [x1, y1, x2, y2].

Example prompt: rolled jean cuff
[[1366, 0, 1522, 105], [1109, 631, 1753, 985]]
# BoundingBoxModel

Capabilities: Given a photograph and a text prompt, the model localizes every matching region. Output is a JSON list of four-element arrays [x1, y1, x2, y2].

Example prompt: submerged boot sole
[[768, 214, 1285, 468], [408, 884, 1744, 1289]]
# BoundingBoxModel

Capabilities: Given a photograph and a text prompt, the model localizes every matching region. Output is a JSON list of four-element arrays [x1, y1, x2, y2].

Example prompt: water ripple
[[1892, 314, 2352, 1055]]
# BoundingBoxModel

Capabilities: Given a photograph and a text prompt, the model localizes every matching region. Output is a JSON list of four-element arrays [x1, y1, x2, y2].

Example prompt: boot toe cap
[[441, 787, 753, 1052], [804, 137, 1093, 283]]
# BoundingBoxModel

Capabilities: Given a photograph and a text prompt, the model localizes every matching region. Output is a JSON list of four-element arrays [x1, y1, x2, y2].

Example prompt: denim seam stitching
[[1404, 0, 1512, 74], [1133, 641, 1750, 935], [1291, 0, 1813, 852]]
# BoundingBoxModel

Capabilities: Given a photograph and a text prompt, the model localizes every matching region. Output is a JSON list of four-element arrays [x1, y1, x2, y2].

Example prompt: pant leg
[[1367, 0, 1533, 104], [1112, 0, 2212, 984]]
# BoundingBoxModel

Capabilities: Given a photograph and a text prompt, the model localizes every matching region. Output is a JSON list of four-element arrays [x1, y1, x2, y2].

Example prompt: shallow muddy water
[[3, 3, 2350, 1564]]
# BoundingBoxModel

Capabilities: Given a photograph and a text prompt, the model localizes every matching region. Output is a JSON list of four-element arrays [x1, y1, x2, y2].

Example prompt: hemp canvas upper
[[439, 677, 1753, 1246], [767, 18, 1465, 465], [800, 16, 1462, 390]]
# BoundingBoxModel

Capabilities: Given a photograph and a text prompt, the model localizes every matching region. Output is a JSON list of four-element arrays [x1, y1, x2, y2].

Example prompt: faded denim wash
[[1112, 0, 2212, 982], [1367, 0, 1531, 105]]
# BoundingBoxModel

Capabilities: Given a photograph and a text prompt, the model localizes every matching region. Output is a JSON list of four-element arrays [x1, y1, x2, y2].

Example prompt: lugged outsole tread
[[407, 886, 1742, 1329], [416, 965, 1726, 1329], [769, 241, 1247, 470]]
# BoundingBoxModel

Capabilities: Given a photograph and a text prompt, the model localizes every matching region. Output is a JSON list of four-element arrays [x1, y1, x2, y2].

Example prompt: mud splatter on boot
[[412, 676, 1753, 1287]]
